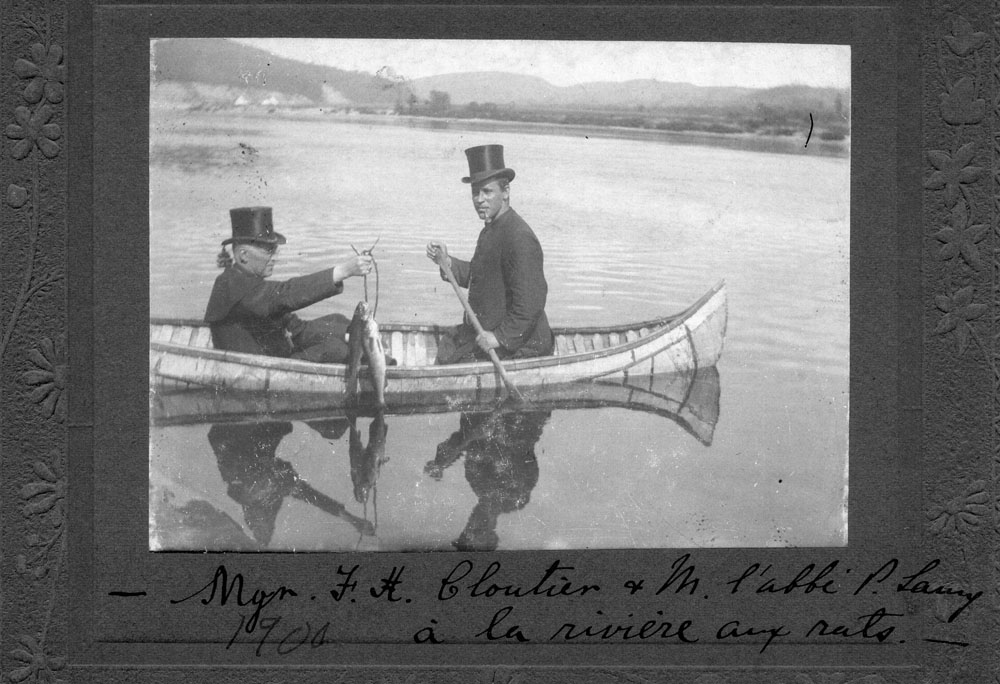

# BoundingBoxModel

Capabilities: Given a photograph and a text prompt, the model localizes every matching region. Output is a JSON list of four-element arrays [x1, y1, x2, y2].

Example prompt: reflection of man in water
[[425, 410, 549, 551], [208, 420, 372, 547]]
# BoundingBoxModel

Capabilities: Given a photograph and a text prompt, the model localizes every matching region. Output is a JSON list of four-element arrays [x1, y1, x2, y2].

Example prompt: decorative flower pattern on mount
[[7, 183, 29, 208], [15, 448, 65, 581], [8, 634, 66, 683], [944, 16, 986, 56], [940, 77, 986, 125], [934, 201, 988, 270], [23, 337, 66, 422], [934, 286, 987, 354], [925, 143, 985, 208], [14, 43, 65, 104], [6, 104, 61, 160], [21, 457, 65, 524], [927, 480, 989, 537]]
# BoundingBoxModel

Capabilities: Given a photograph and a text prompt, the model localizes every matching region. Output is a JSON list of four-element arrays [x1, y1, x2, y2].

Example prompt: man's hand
[[426, 241, 451, 270], [476, 331, 500, 353], [333, 254, 373, 283]]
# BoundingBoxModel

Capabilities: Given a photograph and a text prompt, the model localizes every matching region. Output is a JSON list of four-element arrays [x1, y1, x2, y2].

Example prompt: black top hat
[[222, 206, 287, 246], [462, 145, 515, 185]]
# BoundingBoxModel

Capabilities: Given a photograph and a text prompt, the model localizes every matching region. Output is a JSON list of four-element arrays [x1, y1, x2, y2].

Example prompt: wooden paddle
[[433, 245, 526, 403]]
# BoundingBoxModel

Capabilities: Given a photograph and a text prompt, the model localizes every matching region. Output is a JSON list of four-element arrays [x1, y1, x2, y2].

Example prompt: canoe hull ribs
[[150, 281, 727, 400]]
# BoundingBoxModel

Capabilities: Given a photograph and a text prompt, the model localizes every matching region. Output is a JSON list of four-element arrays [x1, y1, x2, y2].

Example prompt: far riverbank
[[157, 103, 850, 159]]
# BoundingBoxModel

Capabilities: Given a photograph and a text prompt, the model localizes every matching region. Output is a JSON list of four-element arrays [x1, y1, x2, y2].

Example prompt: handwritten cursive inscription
[[806, 608, 901, 642], [726, 561, 839, 595], [476, 606, 531, 642], [551, 610, 698, 643], [170, 564, 297, 632], [654, 553, 701, 595], [438, 560, 600, 601], [157, 555, 982, 654], [716, 620, 789, 652], [854, 558, 982, 621]]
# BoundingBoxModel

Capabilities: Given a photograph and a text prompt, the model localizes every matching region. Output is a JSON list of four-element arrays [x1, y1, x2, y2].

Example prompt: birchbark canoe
[[152, 366, 722, 446], [150, 280, 727, 402]]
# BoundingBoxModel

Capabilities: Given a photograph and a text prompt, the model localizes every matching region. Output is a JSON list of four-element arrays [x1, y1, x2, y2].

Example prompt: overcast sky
[[233, 39, 850, 89]]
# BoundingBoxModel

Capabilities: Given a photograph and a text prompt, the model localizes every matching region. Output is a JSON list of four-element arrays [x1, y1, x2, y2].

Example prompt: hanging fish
[[346, 301, 388, 407]]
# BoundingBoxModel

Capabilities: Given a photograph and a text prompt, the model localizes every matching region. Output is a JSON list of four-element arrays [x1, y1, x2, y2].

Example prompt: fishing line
[[353, 488, 376, 552], [350, 236, 381, 317]]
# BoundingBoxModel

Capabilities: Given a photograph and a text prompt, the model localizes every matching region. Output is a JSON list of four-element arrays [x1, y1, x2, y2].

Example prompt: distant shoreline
[[159, 105, 850, 159], [393, 114, 849, 159]]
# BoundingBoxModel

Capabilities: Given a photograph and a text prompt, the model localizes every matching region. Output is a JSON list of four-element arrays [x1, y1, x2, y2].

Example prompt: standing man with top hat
[[205, 206, 372, 363], [426, 145, 554, 364]]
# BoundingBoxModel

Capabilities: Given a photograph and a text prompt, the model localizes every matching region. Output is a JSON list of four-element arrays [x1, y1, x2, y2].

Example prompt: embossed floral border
[[1, 3, 68, 684], [921, 2, 998, 683], [1, 0, 996, 682]]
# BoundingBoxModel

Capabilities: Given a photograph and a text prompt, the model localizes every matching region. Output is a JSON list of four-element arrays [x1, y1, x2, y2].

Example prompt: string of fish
[[351, 236, 380, 317]]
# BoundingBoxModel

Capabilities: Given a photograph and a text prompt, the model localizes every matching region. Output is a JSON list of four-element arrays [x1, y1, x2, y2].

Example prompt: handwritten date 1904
[[227, 615, 330, 657]]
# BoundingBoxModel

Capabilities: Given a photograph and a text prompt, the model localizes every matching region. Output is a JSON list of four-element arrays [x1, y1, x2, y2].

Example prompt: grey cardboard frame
[[0, 0, 994, 682]]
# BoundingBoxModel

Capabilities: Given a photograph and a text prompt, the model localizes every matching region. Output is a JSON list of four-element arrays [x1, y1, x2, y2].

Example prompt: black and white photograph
[[147, 38, 851, 553]]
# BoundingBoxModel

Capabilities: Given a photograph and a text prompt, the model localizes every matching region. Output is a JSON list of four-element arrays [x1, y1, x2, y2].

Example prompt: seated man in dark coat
[[205, 206, 372, 363], [426, 145, 554, 364]]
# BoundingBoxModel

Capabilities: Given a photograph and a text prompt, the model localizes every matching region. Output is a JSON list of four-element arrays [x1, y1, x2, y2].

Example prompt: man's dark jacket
[[445, 208, 553, 357], [204, 265, 341, 356]]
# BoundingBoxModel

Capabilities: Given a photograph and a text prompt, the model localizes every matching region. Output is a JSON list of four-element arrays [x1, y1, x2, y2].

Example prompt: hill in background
[[408, 72, 845, 114], [151, 38, 411, 109], [151, 38, 849, 143]]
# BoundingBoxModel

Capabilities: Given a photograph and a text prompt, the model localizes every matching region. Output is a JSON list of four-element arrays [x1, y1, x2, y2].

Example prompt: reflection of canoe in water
[[151, 366, 722, 446], [150, 281, 727, 403]]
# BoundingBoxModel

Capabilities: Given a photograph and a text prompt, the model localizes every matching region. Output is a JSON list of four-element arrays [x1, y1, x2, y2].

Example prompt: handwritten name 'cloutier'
[[438, 560, 600, 600]]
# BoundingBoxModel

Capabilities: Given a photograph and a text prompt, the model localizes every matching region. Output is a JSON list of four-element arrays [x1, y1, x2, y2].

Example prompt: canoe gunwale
[[149, 280, 725, 338], [150, 280, 726, 382]]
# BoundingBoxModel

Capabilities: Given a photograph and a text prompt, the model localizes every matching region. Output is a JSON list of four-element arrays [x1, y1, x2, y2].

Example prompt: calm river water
[[149, 109, 849, 551]]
